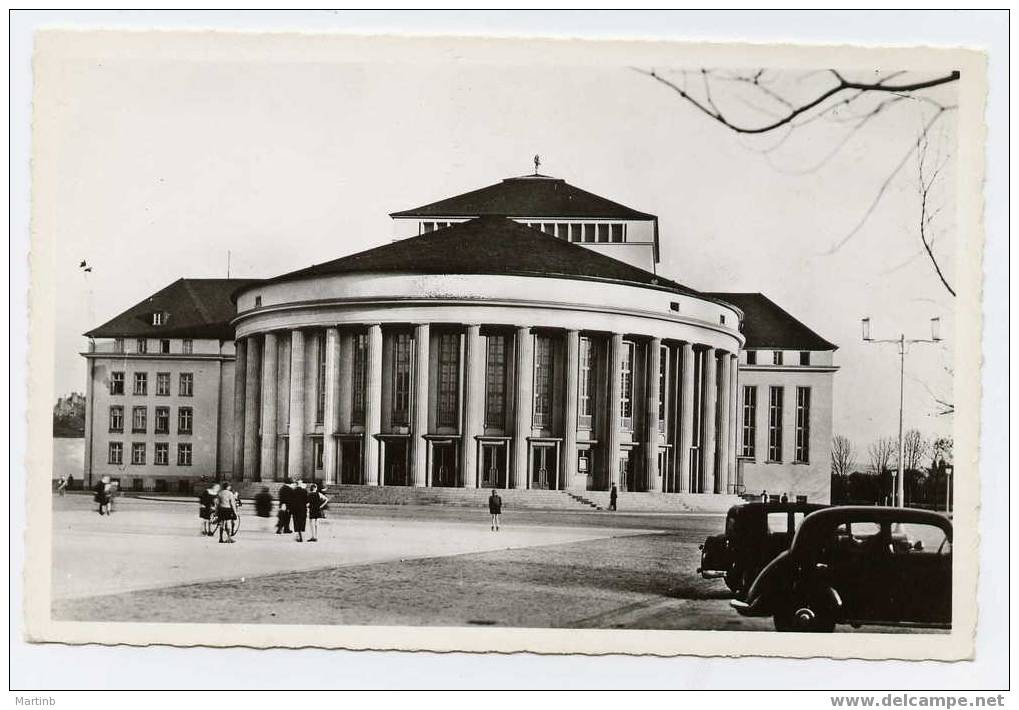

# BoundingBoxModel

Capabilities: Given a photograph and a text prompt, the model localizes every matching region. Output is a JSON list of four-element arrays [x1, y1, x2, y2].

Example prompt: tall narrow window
[[178, 406, 193, 435], [569, 224, 583, 243], [578, 337, 596, 428], [110, 371, 124, 395], [352, 333, 368, 425], [583, 224, 596, 242], [154, 442, 169, 466], [610, 224, 625, 242], [746, 350, 757, 365], [312, 439, 324, 471], [156, 372, 171, 396], [392, 333, 412, 427], [773, 350, 784, 366], [795, 387, 811, 463], [154, 406, 170, 434], [315, 333, 326, 424], [741, 385, 757, 458], [484, 334, 507, 428], [114, 338, 124, 353], [108, 442, 123, 465], [136, 339, 148, 354], [532, 334, 554, 428], [436, 333, 460, 428], [133, 372, 147, 396], [131, 442, 146, 465], [620, 341, 635, 430], [132, 406, 147, 433], [177, 443, 192, 466], [159, 339, 171, 354], [768, 386, 784, 462], [182, 339, 193, 354], [657, 346, 668, 432], [109, 406, 124, 433], [799, 351, 811, 366], [179, 372, 193, 397], [597, 224, 610, 242]]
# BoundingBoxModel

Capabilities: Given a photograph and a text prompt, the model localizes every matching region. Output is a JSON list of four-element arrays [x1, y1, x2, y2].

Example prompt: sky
[[37, 32, 959, 458]]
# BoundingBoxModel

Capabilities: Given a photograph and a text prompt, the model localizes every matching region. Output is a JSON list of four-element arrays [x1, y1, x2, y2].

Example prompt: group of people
[[199, 478, 331, 544], [93, 476, 119, 515]]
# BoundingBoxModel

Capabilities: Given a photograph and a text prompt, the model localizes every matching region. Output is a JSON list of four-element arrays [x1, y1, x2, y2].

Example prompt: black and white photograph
[[17, 18, 995, 670]]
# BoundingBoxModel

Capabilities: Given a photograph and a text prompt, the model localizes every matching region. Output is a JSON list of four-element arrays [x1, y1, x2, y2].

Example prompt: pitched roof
[[262, 216, 698, 297], [390, 174, 658, 221], [86, 278, 258, 339], [706, 292, 838, 351]]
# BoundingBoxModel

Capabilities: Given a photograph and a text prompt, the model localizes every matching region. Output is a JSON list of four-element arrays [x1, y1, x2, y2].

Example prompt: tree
[[831, 434, 856, 477], [902, 429, 930, 473], [53, 392, 86, 437], [868, 437, 896, 475], [931, 436, 953, 467], [637, 67, 959, 292]]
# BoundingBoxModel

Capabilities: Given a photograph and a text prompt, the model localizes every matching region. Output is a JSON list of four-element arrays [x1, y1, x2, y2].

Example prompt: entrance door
[[384, 440, 409, 486], [481, 443, 507, 488], [530, 445, 557, 490], [340, 440, 363, 484], [619, 450, 635, 492], [656, 450, 668, 493], [432, 443, 458, 487]]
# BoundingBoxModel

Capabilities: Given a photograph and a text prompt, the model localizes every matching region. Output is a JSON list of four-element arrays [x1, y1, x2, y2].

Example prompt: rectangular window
[[583, 224, 596, 242], [569, 224, 583, 242], [484, 334, 507, 428], [657, 346, 668, 432], [768, 386, 784, 462], [179, 372, 193, 397], [133, 372, 147, 395], [741, 385, 757, 458], [154, 406, 170, 434], [136, 339, 147, 354], [620, 341, 635, 429], [800, 351, 811, 366], [131, 406, 147, 433], [114, 338, 124, 353], [532, 334, 554, 428], [542, 223, 556, 236], [578, 337, 596, 428], [773, 350, 784, 366], [152, 313, 163, 326], [154, 442, 169, 466], [156, 372, 171, 396], [392, 333, 412, 427], [182, 339, 193, 354], [316, 333, 326, 424], [422, 221, 435, 234], [436, 333, 460, 428], [352, 333, 368, 425], [177, 443, 192, 466], [795, 387, 811, 463], [108, 442, 123, 465], [610, 224, 625, 243], [131, 442, 146, 465], [597, 223, 610, 242], [159, 339, 171, 354], [110, 371, 124, 395], [178, 406, 193, 435], [746, 351, 757, 365], [109, 406, 124, 433], [556, 223, 570, 240]]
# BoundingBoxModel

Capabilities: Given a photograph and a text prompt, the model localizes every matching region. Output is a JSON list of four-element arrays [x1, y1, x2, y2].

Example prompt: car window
[[892, 522, 951, 556], [792, 512, 806, 530], [725, 514, 736, 536], [766, 512, 789, 535], [836, 521, 881, 541]]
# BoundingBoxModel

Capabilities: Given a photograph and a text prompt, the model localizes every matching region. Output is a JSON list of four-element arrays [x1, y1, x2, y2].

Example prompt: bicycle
[[210, 507, 240, 540]]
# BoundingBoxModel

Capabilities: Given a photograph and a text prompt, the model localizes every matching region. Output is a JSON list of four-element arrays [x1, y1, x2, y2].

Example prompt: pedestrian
[[67, 473, 74, 491], [780, 492, 789, 503], [107, 480, 119, 514], [289, 478, 309, 543], [276, 478, 293, 534], [609, 483, 618, 511], [199, 482, 220, 536], [762, 489, 768, 503], [56, 477, 67, 496], [254, 486, 273, 523], [216, 482, 239, 544], [94, 476, 111, 516], [307, 483, 330, 542], [488, 489, 502, 531]]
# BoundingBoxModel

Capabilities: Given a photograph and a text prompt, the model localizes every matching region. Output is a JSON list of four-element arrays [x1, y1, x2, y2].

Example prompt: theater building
[[80, 172, 837, 502]]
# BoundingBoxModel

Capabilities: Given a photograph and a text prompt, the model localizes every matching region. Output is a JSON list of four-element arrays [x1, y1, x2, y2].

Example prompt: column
[[322, 328, 340, 484], [677, 342, 694, 493], [700, 347, 717, 494], [461, 325, 484, 488], [287, 330, 306, 480], [411, 324, 429, 487], [562, 330, 580, 490], [717, 349, 732, 495], [364, 324, 383, 485], [242, 335, 262, 481], [259, 332, 279, 482], [231, 339, 247, 478], [511, 326, 533, 489], [606, 333, 624, 489], [644, 337, 662, 492], [727, 353, 740, 494]]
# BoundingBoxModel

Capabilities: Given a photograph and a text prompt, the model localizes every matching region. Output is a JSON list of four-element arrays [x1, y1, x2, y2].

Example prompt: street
[[51, 495, 930, 632]]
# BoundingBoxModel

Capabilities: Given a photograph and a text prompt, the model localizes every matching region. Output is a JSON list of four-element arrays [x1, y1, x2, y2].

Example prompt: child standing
[[307, 483, 330, 542]]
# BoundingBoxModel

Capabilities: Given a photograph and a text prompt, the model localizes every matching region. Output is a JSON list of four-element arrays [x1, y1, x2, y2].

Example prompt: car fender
[[744, 551, 792, 611]]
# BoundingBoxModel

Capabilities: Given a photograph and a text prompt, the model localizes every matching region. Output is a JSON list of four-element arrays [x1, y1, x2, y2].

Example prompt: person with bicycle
[[215, 481, 239, 544], [199, 482, 220, 536]]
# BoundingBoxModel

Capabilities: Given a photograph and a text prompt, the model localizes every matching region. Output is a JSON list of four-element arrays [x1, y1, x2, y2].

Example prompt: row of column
[[232, 326, 740, 492]]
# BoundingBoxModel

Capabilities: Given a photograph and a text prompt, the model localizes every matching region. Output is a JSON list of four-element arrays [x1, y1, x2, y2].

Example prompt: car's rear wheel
[[774, 589, 836, 633]]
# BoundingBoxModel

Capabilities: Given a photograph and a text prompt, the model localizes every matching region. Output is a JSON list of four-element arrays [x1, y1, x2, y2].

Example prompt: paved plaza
[[50, 495, 932, 632]]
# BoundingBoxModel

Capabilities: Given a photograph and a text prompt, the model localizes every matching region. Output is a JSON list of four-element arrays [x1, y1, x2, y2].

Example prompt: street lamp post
[[861, 317, 942, 508]]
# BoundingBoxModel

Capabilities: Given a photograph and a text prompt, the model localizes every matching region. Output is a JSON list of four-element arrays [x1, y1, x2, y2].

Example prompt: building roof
[[706, 292, 838, 351], [258, 216, 700, 298], [390, 174, 658, 221], [86, 278, 259, 339]]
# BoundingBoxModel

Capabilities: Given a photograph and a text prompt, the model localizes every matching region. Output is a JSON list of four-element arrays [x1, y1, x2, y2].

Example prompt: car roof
[[729, 502, 828, 516], [792, 506, 952, 549]]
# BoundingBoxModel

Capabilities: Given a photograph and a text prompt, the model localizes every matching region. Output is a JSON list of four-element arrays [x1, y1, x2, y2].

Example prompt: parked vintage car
[[698, 501, 828, 596], [730, 506, 952, 632]]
